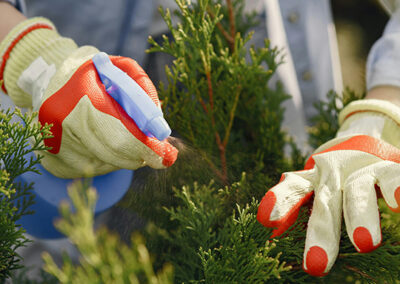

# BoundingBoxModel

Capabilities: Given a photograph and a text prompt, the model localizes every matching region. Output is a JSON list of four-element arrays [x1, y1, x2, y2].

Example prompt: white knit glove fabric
[[0, 18, 178, 178], [257, 99, 400, 276]]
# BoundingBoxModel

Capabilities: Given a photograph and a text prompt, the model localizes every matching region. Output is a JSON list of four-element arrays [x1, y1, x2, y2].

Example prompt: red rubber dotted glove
[[257, 99, 400, 276]]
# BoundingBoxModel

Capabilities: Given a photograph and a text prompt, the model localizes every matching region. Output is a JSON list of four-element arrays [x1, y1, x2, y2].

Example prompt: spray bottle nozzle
[[92, 52, 171, 141]]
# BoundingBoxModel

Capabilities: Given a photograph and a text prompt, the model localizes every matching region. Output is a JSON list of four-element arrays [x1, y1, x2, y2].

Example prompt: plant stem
[[226, 0, 236, 52], [207, 2, 236, 52], [345, 265, 377, 282], [201, 151, 227, 183], [207, 8, 233, 44], [223, 87, 241, 147], [206, 70, 214, 111], [204, 1, 238, 183], [205, 69, 228, 184], [216, 21, 234, 47]]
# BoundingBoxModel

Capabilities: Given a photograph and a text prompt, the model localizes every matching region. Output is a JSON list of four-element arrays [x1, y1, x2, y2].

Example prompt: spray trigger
[[92, 52, 171, 141]]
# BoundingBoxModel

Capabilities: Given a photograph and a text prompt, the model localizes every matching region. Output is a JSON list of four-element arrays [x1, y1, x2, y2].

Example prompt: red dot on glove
[[303, 246, 328, 277], [353, 226, 380, 253], [257, 191, 276, 228], [388, 187, 400, 213]]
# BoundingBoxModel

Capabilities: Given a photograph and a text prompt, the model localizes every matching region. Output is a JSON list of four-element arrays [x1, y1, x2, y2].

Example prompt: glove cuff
[[337, 99, 400, 148], [339, 99, 400, 126], [0, 17, 78, 107]]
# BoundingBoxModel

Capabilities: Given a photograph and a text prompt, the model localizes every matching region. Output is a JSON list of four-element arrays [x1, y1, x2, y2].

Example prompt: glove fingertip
[[257, 191, 276, 227], [258, 189, 314, 236], [257, 174, 285, 226], [303, 246, 329, 277], [353, 226, 381, 253], [161, 143, 178, 167]]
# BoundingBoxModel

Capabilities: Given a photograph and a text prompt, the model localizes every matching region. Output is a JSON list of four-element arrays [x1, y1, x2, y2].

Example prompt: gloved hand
[[0, 18, 178, 178], [257, 99, 400, 276]]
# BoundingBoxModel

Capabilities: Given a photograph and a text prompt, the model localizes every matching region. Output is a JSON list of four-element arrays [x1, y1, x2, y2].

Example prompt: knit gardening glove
[[257, 99, 400, 277], [0, 18, 178, 178]]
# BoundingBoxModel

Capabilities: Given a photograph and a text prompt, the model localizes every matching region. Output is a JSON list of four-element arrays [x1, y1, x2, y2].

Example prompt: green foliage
[[141, 171, 400, 283], [149, 0, 290, 183], [140, 1, 400, 283], [7, 0, 397, 283], [143, 177, 291, 283], [43, 181, 173, 284], [308, 88, 365, 149], [10, 268, 58, 284], [0, 109, 50, 281]]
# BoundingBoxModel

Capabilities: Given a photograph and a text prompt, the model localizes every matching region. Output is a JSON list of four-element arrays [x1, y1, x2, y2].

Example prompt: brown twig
[[226, 0, 236, 52], [207, 6, 235, 52], [208, 7, 234, 45], [216, 132, 227, 184], [205, 69, 228, 184], [202, 1, 238, 184], [217, 22, 234, 46], [206, 70, 214, 110], [223, 87, 241, 147], [345, 265, 378, 282], [285, 262, 302, 271], [199, 98, 209, 113], [200, 150, 227, 183]]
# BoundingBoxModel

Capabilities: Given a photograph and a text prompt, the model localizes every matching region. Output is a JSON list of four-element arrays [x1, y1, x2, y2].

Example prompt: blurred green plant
[[148, 0, 290, 185], [43, 181, 173, 284], [0, 109, 51, 281], [308, 88, 365, 149]]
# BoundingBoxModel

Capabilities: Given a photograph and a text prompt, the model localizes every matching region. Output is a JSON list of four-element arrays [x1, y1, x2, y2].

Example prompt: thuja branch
[[208, 8, 234, 49], [223, 86, 241, 147], [218, 87, 242, 184], [226, 0, 236, 51], [217, 21, 234, 47], [0, 109, 51, 280], [345, 265, 376, 282], [149, 0, 285, 185], [205, 65, 227, 183], [208, 0, 237, 52]]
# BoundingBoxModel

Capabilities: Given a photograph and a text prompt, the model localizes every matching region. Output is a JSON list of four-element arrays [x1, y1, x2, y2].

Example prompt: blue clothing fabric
[[7, 0, 400, 148], [9, 0, 400, 118], [278, 0, 341, 119], [367, 7, 400, 90], [24, 0, 154, 66], [17, 0, 341, 124], [246, 0, 342, 149]]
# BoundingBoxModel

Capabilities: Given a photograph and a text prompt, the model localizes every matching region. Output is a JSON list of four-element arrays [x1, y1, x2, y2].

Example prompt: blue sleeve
[[366, 8, 400, 90]]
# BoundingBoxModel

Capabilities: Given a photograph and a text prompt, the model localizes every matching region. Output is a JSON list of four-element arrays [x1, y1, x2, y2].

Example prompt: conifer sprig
[[42, 181, 174, 284], [148, 0, 288, 184], [0, 109, 51, 281]]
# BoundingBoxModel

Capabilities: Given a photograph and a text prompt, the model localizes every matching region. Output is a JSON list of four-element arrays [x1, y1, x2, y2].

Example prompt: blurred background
[[332, 0, 389, 93]]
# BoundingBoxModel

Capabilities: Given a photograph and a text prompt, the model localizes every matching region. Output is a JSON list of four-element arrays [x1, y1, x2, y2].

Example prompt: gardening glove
[[257, 99, 400, 277], [0, 17, 178, 178]]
